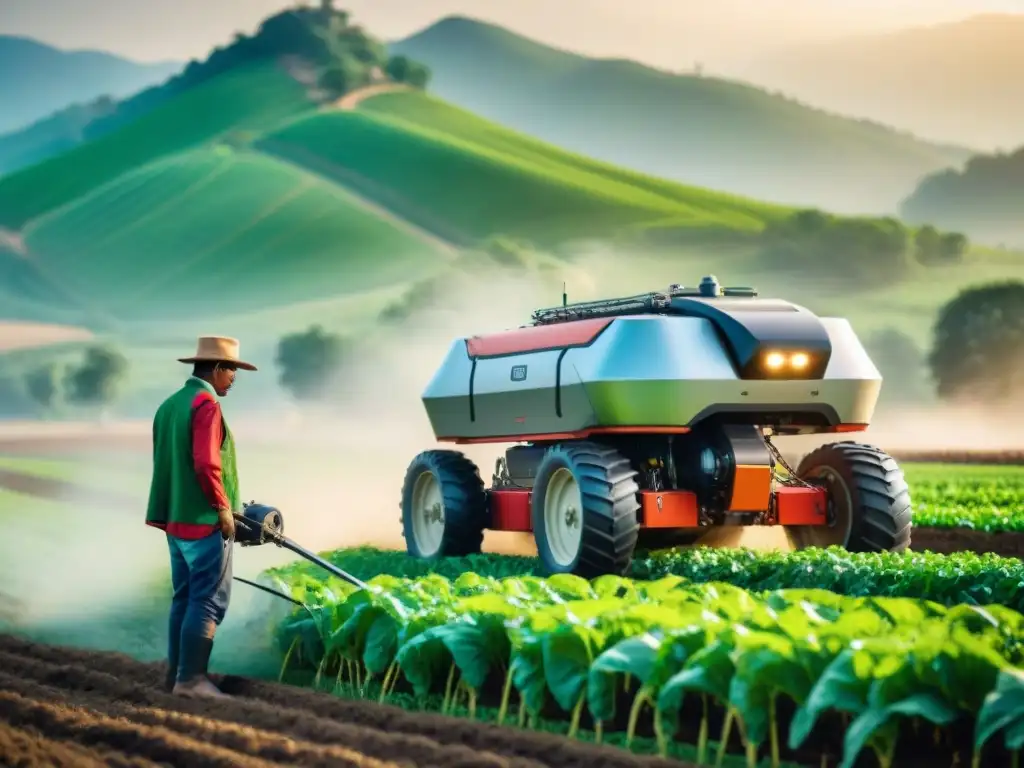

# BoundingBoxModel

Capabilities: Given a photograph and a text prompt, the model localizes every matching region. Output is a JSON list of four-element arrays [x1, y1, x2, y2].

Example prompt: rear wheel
[[401, 450, 488, 559], [531, 441, 640, 577], [787, 441, 912, 552]]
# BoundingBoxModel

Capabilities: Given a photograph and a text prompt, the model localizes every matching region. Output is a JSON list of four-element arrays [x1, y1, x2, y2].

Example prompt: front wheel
[[531, 441, 640, 578], [787, 441, 912, 552], [400, 450, 488, 559]]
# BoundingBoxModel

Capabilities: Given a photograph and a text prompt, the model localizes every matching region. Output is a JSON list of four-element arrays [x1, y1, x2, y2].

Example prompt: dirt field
[[0, 633, 683, 768], [0, 462, 1019, 557]]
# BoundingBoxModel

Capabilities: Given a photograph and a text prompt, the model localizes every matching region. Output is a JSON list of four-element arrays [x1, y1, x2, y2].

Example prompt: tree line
[[900, 145, 1024, 249], [14, 274, 1024, 416], [758, 208, 969, 285]]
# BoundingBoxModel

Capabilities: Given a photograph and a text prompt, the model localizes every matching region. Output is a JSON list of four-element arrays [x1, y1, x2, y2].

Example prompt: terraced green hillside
[[0, 62, 311, 230], [389, 16, 974, 215], [19, 147, 446, 319], [260, 90, 786, 247]]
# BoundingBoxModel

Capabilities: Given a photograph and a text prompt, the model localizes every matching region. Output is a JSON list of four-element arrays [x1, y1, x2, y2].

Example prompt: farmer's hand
[[217, 507, 235, 540]]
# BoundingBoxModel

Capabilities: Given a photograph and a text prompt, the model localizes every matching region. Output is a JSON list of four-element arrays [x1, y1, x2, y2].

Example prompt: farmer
[[145, 336, 257, 698]]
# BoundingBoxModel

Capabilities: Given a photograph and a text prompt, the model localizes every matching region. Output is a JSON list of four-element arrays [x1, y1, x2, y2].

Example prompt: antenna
[[562, 282, 567, 308]]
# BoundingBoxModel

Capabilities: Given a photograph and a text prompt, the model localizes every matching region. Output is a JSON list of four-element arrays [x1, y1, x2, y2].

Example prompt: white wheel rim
[[410, 471, 445, 556], [544, 467, 584, 567]]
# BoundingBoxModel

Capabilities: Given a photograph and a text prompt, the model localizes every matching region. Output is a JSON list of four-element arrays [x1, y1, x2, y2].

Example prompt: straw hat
[[178, 336, 257, 371]]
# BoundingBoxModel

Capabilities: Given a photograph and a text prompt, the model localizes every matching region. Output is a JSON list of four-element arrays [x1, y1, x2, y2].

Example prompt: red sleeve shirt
[[191, 392, 231, 512]]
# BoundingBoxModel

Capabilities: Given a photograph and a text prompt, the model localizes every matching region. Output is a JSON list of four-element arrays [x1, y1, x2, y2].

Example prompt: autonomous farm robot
[[399, 276, 913, 578]]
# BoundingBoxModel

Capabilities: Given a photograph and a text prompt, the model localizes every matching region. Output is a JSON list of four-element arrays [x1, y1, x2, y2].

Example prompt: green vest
[[146, 376, 240, 529]]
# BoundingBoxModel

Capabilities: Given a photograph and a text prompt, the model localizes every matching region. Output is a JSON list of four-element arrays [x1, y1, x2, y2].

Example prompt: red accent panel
[[832, 423, 868, 433], [466, 317, 613, 358], [775, 485, 828, 525], [639, 490, 698, 528], [440, 425, 692, 445], [488, 488, 533, 531]]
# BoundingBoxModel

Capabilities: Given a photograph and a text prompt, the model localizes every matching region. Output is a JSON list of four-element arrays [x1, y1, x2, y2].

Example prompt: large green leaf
[[975, 667, 1024, 752], [543, 624, 604, 712], [587, 632, 663, 722]]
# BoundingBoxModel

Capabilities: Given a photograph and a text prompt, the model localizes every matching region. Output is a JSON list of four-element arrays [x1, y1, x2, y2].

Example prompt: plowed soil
[[0, 633, 686, 768]]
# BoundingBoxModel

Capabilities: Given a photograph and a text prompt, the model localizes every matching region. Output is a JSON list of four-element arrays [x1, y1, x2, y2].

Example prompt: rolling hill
[[900, 145, 1024, 249], [740, 14, 1024, 152], [0, 35, 181, 137], [259, 90, 785, 248], [388, 16, 974, 216]]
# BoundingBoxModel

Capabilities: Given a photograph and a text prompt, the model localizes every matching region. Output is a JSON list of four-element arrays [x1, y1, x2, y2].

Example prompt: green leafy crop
[[263, 567, 1024, 768]]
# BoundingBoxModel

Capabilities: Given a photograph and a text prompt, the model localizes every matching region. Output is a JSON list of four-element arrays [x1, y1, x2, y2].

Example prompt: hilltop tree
[[63, 345, 129, 409], [276, 325, 349, 401], [24, 364, 59, 412], [928, 280, 1024, 402], [914, 224, 968, 264]]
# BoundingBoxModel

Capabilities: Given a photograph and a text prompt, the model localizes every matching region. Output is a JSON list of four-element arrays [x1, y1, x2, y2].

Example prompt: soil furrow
[[0, 721, 160, 768], [0, 634, 683, 768], [0, 651, 534, 768], [0, 668, 404, 768], [0, 688, 279, 768]]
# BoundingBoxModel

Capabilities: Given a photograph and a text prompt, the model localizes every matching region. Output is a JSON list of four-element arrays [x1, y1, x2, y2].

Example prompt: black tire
[[401, 450, 488, 559], [531, 441, 640, 578], [789, 440, 912, 552]]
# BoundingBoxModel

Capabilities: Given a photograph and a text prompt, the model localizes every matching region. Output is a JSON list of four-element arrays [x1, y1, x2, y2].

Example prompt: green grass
[[0, 62, 313, 230], [18, 146, 447, 320], [260, 90, 783, 247]]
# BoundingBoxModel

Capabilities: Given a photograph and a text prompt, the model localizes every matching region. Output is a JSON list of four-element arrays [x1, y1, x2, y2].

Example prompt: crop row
[[275, 545, 1024, 613], [904, 464, 1024, 533], [262, 568, 1024, 768]]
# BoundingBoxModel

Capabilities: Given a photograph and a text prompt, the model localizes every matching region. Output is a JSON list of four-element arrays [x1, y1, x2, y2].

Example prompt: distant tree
[[760, 209, 910, 284], [276, 325, 349, 401], [385, 55, 431, 89], [915, 224, 968, 264], [24, 364, 58, 411], [928, 280, 1024, 402], [63, 345, 129, 408], [938, 231, 968, 262], [865, 328, 930, 404]]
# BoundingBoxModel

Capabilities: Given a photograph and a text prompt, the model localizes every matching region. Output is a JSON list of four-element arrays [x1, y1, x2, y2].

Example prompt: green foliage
[[276, 324, 349, 401], [385, 55, 431, 89], [903, 463, 1024, 532], [901, 146, 1024, 249], [927, 280, 1024, 401], [22, 364, 58, 410], [264, 565, 1024, 766], [277, 543, 1024, 612], [62, 345, 128, 407], [759, 209, 911, 284], [914, 225, 968, 265]]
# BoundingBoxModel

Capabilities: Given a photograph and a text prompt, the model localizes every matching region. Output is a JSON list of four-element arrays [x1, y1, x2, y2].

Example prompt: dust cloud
[[228, 251, 612, 560]]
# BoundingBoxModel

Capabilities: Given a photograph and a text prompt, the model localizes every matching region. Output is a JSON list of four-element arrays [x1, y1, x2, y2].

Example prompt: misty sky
[[3, 0, 1023, 70]]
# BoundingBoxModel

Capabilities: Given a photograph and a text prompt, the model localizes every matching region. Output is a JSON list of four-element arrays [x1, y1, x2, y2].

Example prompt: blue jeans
[[167, 530, 233, 683]]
